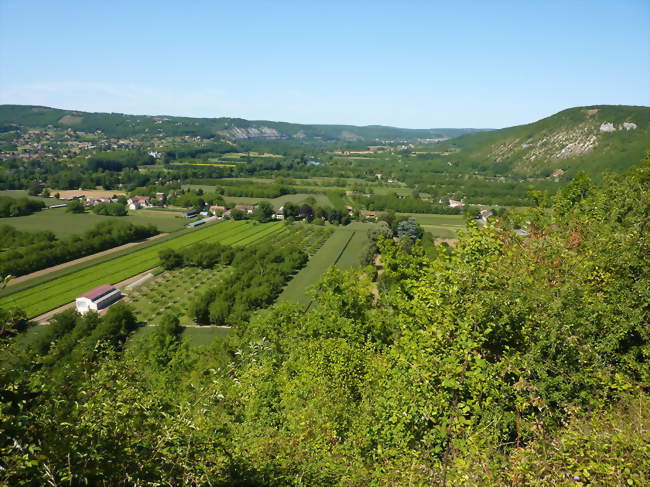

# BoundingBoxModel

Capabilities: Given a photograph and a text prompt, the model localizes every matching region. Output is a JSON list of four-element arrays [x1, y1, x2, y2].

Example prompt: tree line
[[0, 221, 158, 277], [0, 195, 44, 217]]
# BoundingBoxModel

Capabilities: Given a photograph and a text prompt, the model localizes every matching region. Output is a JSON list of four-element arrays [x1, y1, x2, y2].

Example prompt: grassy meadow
[[0, 204, 189, 236]]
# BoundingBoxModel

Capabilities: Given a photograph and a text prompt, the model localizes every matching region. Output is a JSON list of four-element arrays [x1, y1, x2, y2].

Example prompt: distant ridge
[[0, 104, 487, 143]]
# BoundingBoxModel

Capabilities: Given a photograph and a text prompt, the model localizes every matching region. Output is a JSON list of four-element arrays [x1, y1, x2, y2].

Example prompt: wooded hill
[[434, 105, 650, 178], [0, 105, 483, 143]]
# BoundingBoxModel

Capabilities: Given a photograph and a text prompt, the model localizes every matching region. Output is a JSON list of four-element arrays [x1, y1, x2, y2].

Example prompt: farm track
[[1, 221, 284, 319]]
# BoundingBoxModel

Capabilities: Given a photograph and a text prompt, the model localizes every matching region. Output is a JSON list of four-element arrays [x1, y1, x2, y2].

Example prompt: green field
[[0, 189, 61, 205], [279, 223, 374, 307], [0, 206, 188, 236], [0, 221, 286, 318]]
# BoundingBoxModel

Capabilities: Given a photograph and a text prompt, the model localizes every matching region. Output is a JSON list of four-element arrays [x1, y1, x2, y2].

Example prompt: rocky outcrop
[[600, 121, 638, 132], [218, 126, 289, 140]]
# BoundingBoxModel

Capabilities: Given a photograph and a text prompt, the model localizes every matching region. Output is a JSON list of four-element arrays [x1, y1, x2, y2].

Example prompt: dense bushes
[[91, 202, 128, 216], [0, 221, 158, 277], [0, 195, 44, 217], [0, 159, 648, 485], [0, 225, 55, 249]]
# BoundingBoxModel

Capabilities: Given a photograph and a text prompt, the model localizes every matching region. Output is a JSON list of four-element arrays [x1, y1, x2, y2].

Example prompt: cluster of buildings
[[127, 193, 165, 210]]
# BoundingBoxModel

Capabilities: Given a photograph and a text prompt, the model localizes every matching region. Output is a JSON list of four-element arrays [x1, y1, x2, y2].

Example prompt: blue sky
[[0, 0, 648, 128]]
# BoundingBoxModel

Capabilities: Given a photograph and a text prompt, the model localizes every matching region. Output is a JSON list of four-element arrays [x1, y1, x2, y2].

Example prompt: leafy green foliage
[[0, 195, 44, 217], [0, 157, 648, 485]]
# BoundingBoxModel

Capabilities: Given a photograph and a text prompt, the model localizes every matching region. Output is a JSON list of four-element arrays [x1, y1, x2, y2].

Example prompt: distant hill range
[[0, 105, 485, 143], [435, 105, 649, 177]]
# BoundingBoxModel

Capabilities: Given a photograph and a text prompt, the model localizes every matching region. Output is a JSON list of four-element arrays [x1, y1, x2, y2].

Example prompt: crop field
[[326, 191, 348, 209], [127, 223, 330, 325], [279, 223, 374, 306], [334, 230, 370, 269], [0, 221, 286, 318], [0, 206, 188, 236]]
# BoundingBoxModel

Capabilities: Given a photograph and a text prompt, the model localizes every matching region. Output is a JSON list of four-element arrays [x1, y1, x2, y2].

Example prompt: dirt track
[[8, 233, 167, 287]]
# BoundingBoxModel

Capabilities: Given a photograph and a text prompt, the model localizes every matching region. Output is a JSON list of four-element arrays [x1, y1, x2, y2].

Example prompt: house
[[210, 205, 226, 216], [361, 210, 376, 219], [75, 285, 121, 314], [234, 205, 256, 214], [274, 206, 285, 220], [449, 199, 465, 208], [127, 196, 152, 210]]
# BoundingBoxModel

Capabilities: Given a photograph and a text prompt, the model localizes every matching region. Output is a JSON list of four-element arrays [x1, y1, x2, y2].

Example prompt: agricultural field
[[128, 223, 332, 325], [279, 222, 375, 307], [0, 221, 286, 319], [0, 205, 189, 236]]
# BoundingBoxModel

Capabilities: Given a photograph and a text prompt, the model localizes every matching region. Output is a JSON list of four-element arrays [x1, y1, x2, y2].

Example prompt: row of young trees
[[0, 221, 158, 277], [160, 241, 308, 326], [0, 158, 648, 484]]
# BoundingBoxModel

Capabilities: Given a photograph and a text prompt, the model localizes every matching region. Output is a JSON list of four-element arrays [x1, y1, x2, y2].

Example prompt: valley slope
[[433, 105, 649, 177]]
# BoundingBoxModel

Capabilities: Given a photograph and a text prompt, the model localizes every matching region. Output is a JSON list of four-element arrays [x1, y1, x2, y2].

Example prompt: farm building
[[75, 285, 122, 315], [182, 209, 199, 218]]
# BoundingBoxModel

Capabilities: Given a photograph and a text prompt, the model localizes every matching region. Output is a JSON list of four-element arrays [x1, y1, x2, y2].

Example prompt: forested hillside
[[1, 155, 648, 485]]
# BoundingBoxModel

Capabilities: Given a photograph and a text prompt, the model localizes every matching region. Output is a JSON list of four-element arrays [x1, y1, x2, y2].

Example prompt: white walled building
[[76, 285, 122, 314]]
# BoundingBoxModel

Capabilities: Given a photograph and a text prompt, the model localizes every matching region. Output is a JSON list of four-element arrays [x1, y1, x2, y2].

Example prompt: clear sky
[[0, 0, 648, 128]]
